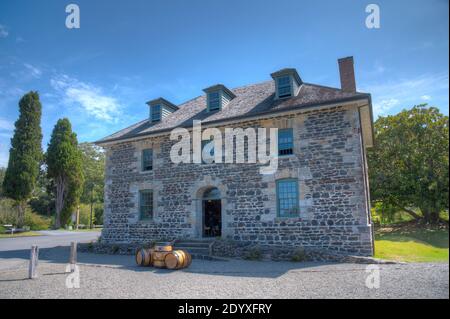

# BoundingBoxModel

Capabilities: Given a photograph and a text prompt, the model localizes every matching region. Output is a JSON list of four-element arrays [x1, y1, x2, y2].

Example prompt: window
[[277, 76, 292, 98], [151, 105, 161, 122], [139, 190, 153, 220], [142, 149, 153, 171], [278, 128, 294, 156], [202, 139, 215, 164], [276, 179, 299, 217], [208, 92, 220, 111]]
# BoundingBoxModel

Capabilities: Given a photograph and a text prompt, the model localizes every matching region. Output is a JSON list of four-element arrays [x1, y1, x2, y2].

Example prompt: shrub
[[0, 199, 17, 225], [24, 209, 52, 230], [111, 245, 119, 254], [291, 247, 306, 262], [243, 246, 262, 260]]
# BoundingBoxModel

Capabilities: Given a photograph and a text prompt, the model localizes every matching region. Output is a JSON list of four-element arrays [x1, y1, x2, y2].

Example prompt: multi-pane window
[[151, 105, 161, 122], [276, 179, 299, 217], [139, 190, 153, 220], [142, 149, 153, 171], [277, 76, 291, 98], [208, 92, 220, 111], [278, 128, 294, 156]]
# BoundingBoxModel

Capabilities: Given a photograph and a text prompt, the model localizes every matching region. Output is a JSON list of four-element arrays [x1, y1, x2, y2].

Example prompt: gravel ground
[[0, 247, 448, 299]]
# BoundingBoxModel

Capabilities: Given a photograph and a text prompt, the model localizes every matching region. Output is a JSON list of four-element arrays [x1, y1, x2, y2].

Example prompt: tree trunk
[[54, 175, 66, 229], [394, 203, 423, 221], [422, 209, 440, 224], [16, 202, 26, 228]]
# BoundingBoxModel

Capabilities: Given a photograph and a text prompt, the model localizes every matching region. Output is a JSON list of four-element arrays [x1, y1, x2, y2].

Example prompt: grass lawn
[[0, 231, 42, 239], [375, 224, 449, 263]]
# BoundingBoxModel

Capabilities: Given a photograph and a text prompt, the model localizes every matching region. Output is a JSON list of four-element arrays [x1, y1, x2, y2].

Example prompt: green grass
[[375, 225, 449, 263], [0, 231, 42, 239]]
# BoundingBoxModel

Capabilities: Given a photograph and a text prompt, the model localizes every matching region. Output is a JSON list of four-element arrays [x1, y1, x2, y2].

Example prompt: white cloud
[[23, 63, 42, 78], [0, 24, 8, 38], [361, 73, 449, 117], [374, 99, 400, 115], [50, 74, 122, 122]]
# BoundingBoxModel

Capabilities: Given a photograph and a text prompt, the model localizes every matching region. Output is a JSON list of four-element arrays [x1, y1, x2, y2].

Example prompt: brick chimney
[[338, 56, 356, 93]]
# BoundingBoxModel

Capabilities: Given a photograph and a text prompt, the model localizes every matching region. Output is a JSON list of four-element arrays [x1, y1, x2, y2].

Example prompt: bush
[[0, 198, 17, 225], [243, 246, 262, 260], [291, 247, 306, 262], [24, 209, 52, 230]]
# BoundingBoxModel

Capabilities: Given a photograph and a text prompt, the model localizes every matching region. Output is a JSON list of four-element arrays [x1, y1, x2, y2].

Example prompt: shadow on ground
[[0, 246, 335, 280]]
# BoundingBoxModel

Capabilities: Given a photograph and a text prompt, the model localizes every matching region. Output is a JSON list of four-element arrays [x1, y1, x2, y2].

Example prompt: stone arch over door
[[189, 177, 229, 239]]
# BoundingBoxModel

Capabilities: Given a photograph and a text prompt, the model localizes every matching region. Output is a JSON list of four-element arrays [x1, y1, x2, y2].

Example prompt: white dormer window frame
[[271, 68, 302, 100], [146, 98, 178, 123], [203, 84, 236, 113]]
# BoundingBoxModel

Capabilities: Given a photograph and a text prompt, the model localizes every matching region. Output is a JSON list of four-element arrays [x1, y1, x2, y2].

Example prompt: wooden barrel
[[135, 248, 153, 267], [154, 243, 173, 252], [152, 251, 170, 268], [164, 250, 192, 270]]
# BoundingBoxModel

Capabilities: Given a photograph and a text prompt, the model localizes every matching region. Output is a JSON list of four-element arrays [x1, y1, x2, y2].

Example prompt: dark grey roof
[[96, 80, 370, 144]]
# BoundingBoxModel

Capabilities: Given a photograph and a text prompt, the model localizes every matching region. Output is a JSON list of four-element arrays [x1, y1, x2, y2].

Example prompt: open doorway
[[202, 187, 221, 238]]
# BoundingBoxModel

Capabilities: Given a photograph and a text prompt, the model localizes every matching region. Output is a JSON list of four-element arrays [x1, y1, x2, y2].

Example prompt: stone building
[[96, 56, 375, 256]]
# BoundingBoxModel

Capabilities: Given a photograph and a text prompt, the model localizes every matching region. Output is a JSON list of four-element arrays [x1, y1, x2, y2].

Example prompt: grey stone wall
[[101, 105, 373, 256]]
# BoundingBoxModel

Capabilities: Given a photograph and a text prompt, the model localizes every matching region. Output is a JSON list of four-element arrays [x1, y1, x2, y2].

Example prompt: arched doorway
[[202, 187, 221, 238]]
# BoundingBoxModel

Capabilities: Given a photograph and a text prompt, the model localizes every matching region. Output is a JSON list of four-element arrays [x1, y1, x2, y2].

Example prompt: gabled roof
[[96, 81, 370, 144], [146, 97, 178, 111]]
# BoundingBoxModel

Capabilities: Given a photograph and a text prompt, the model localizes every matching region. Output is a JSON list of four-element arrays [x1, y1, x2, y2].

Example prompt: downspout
[[357, 106, 375, 256]]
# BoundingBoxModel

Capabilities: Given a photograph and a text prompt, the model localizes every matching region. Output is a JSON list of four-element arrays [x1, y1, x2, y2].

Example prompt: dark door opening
[[203, 199, 221, 238]]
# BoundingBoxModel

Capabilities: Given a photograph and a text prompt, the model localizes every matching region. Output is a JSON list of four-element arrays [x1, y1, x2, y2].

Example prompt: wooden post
[[28, 245, 39, 279], [69, 241, 77, 272]]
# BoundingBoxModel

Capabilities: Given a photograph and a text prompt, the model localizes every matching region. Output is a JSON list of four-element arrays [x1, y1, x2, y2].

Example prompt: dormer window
[[203, 84, 236, 112], [271, 68, 302, 100], [146, 97, 178, 122], [208, 92, 220, 111], [277, 76, 292, 98], [151, 104, 161, 122]]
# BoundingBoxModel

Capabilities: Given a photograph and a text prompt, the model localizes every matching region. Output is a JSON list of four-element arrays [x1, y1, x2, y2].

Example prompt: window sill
[[139, 170, 154, 174], [278, 154, 296, 159], [274, 216, 301, 221], [137, 219, 156, 224]]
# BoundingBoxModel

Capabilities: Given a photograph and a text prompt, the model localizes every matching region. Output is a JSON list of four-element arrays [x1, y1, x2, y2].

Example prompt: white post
[[28, 245, 39, 279]]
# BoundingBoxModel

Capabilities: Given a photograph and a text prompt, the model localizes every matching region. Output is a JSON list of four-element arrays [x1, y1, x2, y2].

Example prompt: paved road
[[0, 230, 100, 271], [0, 230, 100, 252], [0, 244, 448, 298]]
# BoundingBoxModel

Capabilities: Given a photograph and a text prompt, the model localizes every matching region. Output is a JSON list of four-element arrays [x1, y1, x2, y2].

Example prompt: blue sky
[[0, 0, 448, 167]]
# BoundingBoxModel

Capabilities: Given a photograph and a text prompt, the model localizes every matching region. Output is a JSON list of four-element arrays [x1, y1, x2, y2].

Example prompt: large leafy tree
[[46, 118, 84, 228], [2, 92, 43, 226], [368, 105, 449, 224], [79, 142, 105, 204]]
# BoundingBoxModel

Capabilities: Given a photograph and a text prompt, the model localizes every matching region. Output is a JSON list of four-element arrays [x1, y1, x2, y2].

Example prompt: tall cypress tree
[[46, 118, 84, 228], [3, 92, 43, 227]]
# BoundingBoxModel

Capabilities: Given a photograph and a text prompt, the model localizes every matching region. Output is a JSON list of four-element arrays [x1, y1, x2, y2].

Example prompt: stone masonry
[[101, 103, 374, 256]]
